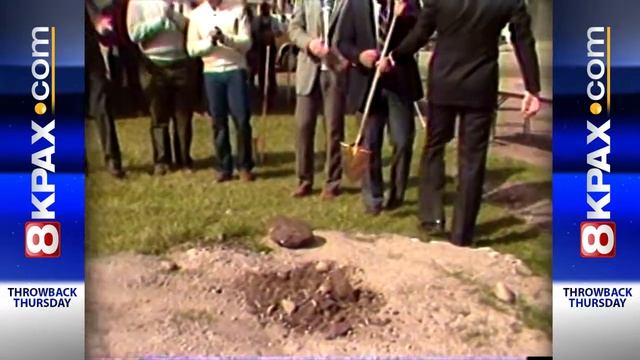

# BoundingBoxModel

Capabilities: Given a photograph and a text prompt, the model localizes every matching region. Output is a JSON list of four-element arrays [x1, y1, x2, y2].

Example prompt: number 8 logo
[[580, 222, 616, 258], [24, 222, 61, 258]]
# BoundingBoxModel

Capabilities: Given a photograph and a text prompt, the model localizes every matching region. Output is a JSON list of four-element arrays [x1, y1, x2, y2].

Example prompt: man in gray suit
[[289, 0, 348, 199]]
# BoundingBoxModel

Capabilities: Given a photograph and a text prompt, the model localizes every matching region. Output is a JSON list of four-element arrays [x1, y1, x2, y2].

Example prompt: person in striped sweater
[[187, 0, 255, 183], [127, 0, 198, 175]]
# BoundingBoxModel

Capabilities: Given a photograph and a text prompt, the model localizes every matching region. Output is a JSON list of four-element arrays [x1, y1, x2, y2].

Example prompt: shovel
[[341, 11, 399, 182]]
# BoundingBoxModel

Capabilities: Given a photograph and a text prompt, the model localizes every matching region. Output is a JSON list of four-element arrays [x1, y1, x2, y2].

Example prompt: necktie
[[378, 0, 393, 49]]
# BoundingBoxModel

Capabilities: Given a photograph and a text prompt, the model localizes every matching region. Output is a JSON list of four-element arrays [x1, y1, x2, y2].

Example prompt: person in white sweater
[[127, 0, 198, 175], [187, 0, 255, 182]]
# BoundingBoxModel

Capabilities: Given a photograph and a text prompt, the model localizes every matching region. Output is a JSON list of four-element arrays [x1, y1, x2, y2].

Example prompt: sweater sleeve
[[127, 1, 176, 43], [186, 14, 215, 57], [223, 11, 252, 54]]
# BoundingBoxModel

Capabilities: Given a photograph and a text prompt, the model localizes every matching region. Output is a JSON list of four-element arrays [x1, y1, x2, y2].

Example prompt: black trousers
[[139, 58, 197, 167], [87, 68, 122, 169], [419, 103, 494, 246], [294, 70, 345, 190], [362, 89, 415, 210]]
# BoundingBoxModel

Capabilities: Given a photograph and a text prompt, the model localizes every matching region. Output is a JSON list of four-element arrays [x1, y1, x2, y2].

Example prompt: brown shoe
[[292, 183, 312, 198], [320, 187, 341, 200], [239, 170, 256, 182], [215, 172, 233, 183]]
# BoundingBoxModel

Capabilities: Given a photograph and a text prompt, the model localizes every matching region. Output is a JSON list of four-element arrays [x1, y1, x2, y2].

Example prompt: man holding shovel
[[379, 0, 541, 246], [289, 0, 350, 199], [337, 0, 423, 215]]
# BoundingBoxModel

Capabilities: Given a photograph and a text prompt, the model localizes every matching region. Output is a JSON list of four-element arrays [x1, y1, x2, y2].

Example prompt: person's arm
[[336, 0, 362, 65], [169, 11, 188, 31], [126, 0, 176, 43], [288, 1, 313, 53], [186, 13, 215, 57], [222, 11, 252, 54], [508, 0, 541, 95], [391, 0, 436, 60], [272, 15, 284, 36]]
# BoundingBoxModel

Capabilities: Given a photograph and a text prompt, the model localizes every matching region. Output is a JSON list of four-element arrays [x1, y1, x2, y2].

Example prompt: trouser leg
[[88, 69, 122, 168], [450, 107, 494, 246], [171, 60, 197, 168], [204, 72, 233, 174], [140, 63, 172, 165], [418, 103, 457, 223], [320, 71, 345, 190], [227, 70, 254, 171], [384, 89, 415, 203], [294, 76, 321, 187]]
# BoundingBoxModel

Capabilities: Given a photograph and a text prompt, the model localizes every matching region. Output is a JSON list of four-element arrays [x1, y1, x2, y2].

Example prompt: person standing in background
[[337, 0, 423, 215], [127, 0, 197, 175], [86, 3, 126, 178], [382, 0, 541, 246], [288, 0, 348, 199], [187, 0, 256, 183], [252, 1, 283, 108]]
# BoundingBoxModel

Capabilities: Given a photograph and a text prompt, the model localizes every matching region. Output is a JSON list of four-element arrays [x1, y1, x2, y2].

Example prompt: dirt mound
[[238, 261, 385, 339]]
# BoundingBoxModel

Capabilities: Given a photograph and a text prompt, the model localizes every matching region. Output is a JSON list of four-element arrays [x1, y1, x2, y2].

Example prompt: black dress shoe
[[153, 163, 169, 176], [365, 206, 383, 216], [384, 198, 403, 211], [107, 161, 126, 179], [419, 220, 446, 235]]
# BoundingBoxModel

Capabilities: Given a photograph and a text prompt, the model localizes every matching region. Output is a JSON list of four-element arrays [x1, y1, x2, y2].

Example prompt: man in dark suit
[[86, 4, 125, 179], [337, 0, 423, 215], [380, 0, 541, 246]]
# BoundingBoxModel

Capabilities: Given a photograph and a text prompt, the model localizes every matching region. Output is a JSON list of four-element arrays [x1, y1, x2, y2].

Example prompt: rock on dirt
[[159, 260, 180, 273], [268, 216, 315, 249], [494, 282, 518, 304]]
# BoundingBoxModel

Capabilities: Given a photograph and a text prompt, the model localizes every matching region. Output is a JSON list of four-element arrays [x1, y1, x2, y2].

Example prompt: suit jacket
[[85, 9, 107, 77], [289, 0, 349, 96], [393, 0, 541, 109], [337, 0, 423, 114]]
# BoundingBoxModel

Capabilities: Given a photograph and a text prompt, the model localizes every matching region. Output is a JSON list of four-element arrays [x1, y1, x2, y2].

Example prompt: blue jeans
[[361, 88, 416, 210], [204, 69, 254, 174]]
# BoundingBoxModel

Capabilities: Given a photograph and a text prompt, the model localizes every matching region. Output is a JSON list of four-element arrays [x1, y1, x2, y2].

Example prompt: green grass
[[86, 114, 551, 275]]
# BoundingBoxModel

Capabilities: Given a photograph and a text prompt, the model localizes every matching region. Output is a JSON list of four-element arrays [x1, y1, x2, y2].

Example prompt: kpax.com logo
[[26, 26, 59, 258], [581, 26, 615, 258]]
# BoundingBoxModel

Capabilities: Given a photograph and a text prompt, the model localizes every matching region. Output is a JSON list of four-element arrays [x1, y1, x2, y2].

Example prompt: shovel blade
[[341, 143, 371, 183]]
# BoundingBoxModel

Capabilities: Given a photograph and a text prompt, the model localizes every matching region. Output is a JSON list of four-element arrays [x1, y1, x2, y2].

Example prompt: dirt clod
[[237, 261, 384, 339]]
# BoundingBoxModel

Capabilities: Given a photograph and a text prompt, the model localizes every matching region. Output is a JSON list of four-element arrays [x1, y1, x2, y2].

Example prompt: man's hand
[[393, 0, 408, 17], [164, 3, 175, 19], [359, 49, 380, 68], [308, 38, 329, 58], [94, 14, 114, 36], [521, 91, 541, 119], [376, 55, 395, 73]]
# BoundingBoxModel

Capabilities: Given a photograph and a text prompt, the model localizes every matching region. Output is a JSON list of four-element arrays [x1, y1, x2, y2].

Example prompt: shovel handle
[[354, 13, 399, 146]]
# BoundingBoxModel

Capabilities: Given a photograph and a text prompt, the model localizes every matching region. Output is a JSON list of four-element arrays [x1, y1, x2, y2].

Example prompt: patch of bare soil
[[240, 262, 385, 340], [87, 231, 551, 358]]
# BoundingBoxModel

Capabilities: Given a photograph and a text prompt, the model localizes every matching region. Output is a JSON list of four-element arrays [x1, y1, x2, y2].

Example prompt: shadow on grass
[[474, 216, 543, 247], [496, 133, 552, 152], [485, 181, 551, 209]]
